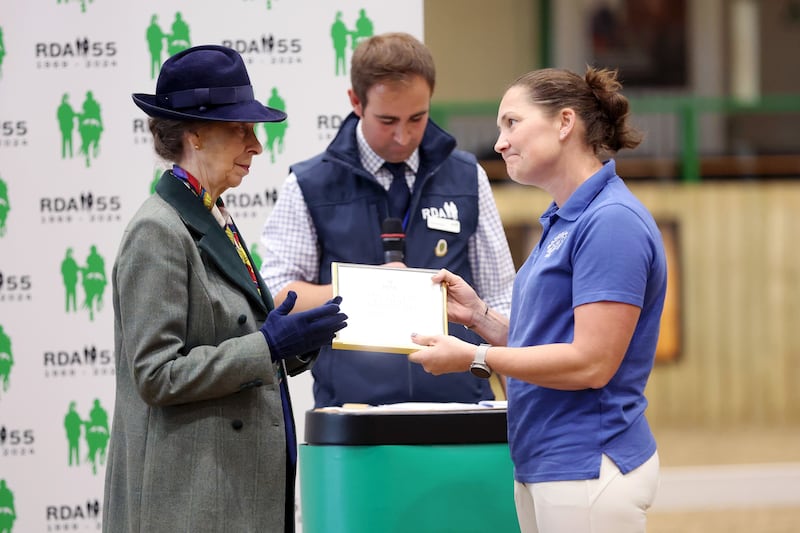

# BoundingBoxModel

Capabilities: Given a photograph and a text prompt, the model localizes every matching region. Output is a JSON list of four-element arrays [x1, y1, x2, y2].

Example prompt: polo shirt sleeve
[[570, 204, 656, 309]]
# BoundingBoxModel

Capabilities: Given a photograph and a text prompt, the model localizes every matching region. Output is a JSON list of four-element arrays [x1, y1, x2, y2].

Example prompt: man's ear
[[348, 88, 364, 118]]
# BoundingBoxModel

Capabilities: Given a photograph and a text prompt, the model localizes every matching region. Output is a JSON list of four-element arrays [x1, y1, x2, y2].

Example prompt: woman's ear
[[559, 108, 576, 140], [185, 129, 202, 150], [558, 107, 575, 141]]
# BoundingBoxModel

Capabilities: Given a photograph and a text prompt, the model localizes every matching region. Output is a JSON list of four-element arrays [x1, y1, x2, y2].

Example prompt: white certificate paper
[[331, 262, 448, 354]]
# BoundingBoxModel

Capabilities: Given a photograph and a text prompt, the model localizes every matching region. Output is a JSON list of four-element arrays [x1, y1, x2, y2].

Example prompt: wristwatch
[[470, 343, 492, 379]]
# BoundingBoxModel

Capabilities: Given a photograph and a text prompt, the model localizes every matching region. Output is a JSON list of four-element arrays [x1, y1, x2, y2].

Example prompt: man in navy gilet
[[260, 32, 515, 407]]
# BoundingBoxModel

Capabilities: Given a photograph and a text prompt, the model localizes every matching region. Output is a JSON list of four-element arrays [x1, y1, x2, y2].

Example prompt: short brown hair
[[350, 32, 436, 108]]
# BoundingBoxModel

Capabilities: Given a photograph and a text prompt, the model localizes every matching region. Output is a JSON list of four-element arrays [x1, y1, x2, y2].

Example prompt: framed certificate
[[331, 262, 448, 354]]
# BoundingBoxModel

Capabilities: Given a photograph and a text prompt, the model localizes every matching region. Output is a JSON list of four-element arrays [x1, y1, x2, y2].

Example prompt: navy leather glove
[[260, 291, 347, 362]]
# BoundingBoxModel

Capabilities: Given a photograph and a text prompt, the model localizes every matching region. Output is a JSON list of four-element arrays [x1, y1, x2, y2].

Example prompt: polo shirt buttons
[[232, 419, 244, 431], [237, 314, 247, 325]]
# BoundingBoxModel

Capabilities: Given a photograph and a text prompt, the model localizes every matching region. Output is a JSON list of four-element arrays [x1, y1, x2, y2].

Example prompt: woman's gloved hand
[[260, 291, 347, 361]]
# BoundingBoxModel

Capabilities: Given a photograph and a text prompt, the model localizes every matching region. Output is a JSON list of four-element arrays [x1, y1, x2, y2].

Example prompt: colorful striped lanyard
[[171, 165, 260, 294]]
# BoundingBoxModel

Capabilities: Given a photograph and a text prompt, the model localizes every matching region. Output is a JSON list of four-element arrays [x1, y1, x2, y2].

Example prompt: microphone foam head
[[381, 217, 404, 235]]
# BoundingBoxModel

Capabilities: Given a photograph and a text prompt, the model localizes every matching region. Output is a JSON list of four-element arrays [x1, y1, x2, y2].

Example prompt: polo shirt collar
[[551, 159, 617, 222]]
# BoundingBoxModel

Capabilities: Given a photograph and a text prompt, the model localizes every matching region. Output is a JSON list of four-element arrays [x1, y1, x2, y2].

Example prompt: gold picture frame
[[331, 262, 449, 354]]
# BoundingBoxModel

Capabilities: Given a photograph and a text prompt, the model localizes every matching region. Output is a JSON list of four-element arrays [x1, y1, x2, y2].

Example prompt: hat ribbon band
[[157, 85, 255, 110]]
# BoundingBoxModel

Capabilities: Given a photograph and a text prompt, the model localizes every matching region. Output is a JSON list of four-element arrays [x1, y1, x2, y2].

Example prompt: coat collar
[[327, 112, 457, 177], [155, 172, 273, 312]]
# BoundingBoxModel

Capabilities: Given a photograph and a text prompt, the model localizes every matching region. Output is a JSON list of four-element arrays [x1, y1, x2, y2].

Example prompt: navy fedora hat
[[132, 44, 286, 123]]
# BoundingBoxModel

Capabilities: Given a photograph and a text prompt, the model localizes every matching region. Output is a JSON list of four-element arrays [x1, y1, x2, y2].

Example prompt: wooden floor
[[648, 425, 800, 533]]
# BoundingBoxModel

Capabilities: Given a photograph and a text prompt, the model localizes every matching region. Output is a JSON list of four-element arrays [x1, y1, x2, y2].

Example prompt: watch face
[[470, 363, 491, 379]]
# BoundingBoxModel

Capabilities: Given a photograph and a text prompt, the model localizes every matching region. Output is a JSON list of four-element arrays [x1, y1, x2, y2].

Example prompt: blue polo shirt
[[506, 160, 667, 483]]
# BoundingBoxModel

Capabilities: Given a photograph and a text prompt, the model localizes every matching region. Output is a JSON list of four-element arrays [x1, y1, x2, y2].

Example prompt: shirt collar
[[355, 119, 420, 176], [551, 159, 617, 222]]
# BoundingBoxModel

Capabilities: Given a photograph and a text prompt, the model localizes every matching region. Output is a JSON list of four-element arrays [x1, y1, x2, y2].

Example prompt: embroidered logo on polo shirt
[[545, 231, 569, 258]]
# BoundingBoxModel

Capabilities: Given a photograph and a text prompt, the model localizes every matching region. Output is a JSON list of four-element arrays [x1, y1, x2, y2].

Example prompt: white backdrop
[[0, 1, 422, 530]]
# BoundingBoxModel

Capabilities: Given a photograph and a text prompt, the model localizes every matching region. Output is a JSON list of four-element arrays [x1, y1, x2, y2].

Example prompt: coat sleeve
[[113, 202, 276, 407]]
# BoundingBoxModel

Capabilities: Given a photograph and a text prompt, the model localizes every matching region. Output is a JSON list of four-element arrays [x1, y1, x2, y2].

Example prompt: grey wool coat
[[103, 173, 307, 533]]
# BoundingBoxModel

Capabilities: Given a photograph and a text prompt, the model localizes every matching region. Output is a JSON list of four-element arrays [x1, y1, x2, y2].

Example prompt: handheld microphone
[[381, 217, 405, 263]]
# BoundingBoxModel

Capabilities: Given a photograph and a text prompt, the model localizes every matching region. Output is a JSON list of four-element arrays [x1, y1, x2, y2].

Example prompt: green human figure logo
[[146, 14, 167, 79], [64, 401, 83, 466], [249, 244, 263, 273], [61, 246, 107, 321], [144, 12, 193, 79], [78, 91, 103, 168], [150, 168, 161, 194], [85, 398, 110, 475], [264, 88, 287, 163], [331, 11, 349, 76], [81, 245, 107, 321], [57, 93, 77, 160], [0, 177, 9, 237], [167, 12, 192, 57], [57, 0, 94, 14], [331, 9, 374, 76], [352, 9, 374, 49], [0, 325, 13, 398], [242, 0, 275, 10], [61, 247, 80, 313], [0, 479, 16, 533], [65, 400, 110, 476], [0, 27, 6, 80], [57, 91, 103, 166]]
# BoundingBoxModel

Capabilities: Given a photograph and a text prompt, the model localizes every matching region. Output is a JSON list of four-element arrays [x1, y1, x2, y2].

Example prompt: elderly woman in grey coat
[[103, 45, 347, 533]]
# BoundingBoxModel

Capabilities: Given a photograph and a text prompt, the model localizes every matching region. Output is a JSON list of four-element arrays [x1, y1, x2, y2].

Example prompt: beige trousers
[[513, 452, 660, 533]]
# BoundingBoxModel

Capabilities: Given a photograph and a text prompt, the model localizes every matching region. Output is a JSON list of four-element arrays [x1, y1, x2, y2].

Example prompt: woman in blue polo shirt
[[409, 66, 666, 533]]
